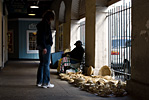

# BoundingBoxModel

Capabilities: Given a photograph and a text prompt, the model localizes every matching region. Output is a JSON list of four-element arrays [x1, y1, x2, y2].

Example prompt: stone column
[[127, 0, 149, 99], [62, 0, 72, 51], [85, 0, 96, 67], [0, 1, 2, 68]]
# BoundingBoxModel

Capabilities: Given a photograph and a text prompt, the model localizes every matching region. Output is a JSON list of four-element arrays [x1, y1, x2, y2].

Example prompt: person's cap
[[74, 40, 82, 45]]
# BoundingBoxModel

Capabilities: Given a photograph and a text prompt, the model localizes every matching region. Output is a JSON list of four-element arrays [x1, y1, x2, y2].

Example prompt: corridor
[[0, 61, 135, 100]]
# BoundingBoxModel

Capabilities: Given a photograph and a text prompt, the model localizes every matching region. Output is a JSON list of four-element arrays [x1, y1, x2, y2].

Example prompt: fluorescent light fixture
[[30, 6, 39, 8], [28, 13, 36, 16]]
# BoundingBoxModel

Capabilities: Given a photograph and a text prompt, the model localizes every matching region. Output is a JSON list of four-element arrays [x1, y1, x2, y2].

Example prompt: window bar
[[110, 9, 113, 69], [108, 0, 132, 81], [116, 7, 118, 75], [108, 10, 111, 68], [109, 9, 111, 66], [129, 2, 131, 78], [115, 7, 119, 79], [107, 7, 131, 17], [108, 10, 110, 66], [128, 2, 131, 79], [114, 7, 116, 70], [128, 3, 131, 79], [112, 8, 114, 72], [118, 5, 121, 78], [117, 8, 120, 79], [111, 9, 113, 75], [120, 5, 123, 79], [124, 3, 126, 76], [125, 3, 128, 80], [114, 7, 118, 79], [123, 2, 126, 77], [113, 8, 117, 79]]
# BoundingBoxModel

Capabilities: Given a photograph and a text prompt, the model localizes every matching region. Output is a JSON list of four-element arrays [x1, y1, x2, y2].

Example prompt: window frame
[[26, 30, 38, 54]]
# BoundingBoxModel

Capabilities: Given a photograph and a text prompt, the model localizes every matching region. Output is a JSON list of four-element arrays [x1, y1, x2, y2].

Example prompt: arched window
[[59, 1, 65, 23], [70, 0, 86, 49]]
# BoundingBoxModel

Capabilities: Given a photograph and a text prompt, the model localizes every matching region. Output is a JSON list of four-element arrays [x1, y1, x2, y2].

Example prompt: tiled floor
[[0, 61, 136, 100]]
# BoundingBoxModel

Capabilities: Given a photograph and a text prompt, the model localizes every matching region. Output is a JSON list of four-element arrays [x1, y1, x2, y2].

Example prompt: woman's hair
[[42, 10, 54, 21]]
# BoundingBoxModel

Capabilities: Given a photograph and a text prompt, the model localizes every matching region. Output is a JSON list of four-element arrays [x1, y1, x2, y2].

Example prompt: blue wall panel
[[18, 19, 40, 59]]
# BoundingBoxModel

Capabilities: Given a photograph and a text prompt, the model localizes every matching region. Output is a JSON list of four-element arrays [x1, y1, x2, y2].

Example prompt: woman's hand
[[43, 48, 47, 54]]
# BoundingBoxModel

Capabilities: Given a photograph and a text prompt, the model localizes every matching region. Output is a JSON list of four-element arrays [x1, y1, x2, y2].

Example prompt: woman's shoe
[[37, 84, 42, 87], [43, 83, 54, 88]]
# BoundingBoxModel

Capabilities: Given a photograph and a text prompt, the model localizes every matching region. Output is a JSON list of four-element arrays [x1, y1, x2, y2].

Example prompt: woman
[[36, 10, 54, 88]]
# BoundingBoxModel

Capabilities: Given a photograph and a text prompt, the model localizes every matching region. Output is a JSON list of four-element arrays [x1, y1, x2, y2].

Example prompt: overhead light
[[30, 1, 39, 8], [28, 8, 36, 16], [28, 13, 36, 16], [30, 6, 39, 8]]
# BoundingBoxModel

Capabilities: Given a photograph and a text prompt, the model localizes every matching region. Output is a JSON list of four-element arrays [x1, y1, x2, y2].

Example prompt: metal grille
[[108, 0, 131, 81]]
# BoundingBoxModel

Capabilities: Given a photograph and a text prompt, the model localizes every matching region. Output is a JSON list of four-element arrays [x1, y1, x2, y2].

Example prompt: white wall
[[70, 20, 80, 50], [94, 7, 108, 75], [3, 15, 8, 64], [51, 30, 56, 53]]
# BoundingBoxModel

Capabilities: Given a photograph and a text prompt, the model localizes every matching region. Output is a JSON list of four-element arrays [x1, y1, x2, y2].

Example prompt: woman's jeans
[[37, 45, 51, 85]]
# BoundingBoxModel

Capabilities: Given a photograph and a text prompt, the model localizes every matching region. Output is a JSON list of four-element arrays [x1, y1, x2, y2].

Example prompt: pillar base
[[126, 79, 149, 100]]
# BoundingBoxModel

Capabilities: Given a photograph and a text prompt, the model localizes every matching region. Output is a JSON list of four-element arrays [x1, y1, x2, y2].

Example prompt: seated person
[[59, 40, 84, 73], [67, 40, 84, 64]]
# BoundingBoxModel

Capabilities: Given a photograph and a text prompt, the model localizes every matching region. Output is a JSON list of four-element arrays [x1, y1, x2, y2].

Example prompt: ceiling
[[4, 0, 54, 18]]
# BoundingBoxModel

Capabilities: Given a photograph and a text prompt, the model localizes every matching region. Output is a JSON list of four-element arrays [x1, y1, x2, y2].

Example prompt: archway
[[59, 1, 65, 23]]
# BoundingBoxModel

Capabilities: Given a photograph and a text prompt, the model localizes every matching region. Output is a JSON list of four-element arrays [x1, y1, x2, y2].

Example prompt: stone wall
[[127, 0, 149, 99]]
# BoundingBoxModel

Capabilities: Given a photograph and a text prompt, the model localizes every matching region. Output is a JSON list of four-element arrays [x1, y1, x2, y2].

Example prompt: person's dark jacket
[[69, 46, 84, 61], [36, 19, 53, 49]]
